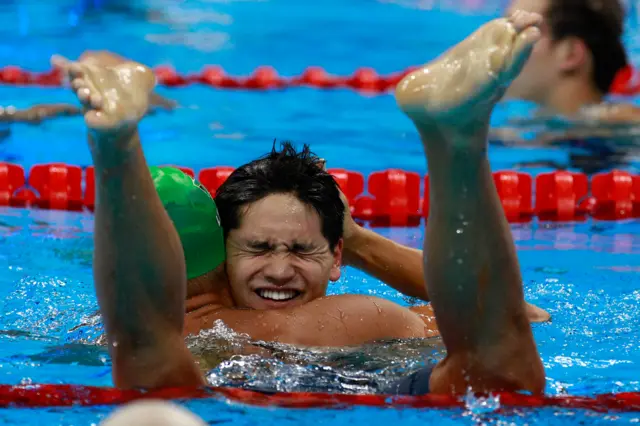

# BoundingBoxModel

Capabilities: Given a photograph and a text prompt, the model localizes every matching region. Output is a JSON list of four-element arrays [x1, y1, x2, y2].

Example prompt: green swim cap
[[150, 166, 225, 279]]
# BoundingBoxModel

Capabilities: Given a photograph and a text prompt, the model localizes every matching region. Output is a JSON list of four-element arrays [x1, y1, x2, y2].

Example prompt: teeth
[[257, 289, 298, 301]]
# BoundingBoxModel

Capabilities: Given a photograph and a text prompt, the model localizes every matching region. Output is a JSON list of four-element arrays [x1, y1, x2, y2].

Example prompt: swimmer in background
[[0, 50, 175, 125], [504, 0, 631, 119], [492, 0, 639, 172], [63, 10, 547, 395]]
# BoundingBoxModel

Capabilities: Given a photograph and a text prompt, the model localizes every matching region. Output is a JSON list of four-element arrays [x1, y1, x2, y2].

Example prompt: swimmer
[[65, 10, 545, 394], [492, 0, 638, 172], [504, 0, 631, 120], [0, 50, 175, 125]]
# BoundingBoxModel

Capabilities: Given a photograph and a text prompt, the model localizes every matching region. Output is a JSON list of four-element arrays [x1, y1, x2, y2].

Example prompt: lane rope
[[1, 163, 638, 224], [0, 64, 636, 94], [1, 384, 639, 412], [0, 65, 412, 92]]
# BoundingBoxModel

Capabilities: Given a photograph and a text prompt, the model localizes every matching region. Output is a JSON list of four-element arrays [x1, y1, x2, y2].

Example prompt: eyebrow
[[244, 239, 316, 251], [245, 240, 272, 249]]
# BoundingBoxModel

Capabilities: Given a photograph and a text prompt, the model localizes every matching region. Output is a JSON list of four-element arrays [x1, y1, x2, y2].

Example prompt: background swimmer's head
[[215, 141, 344, 311], [505, 0, 627, 113], [150, 166, 226, 281]]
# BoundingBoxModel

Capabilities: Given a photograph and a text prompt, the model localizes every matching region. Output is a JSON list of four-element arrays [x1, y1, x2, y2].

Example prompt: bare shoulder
[[185, 295, 433, 347]]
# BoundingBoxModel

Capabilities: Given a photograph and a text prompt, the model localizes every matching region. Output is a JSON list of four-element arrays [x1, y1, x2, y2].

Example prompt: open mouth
[[255, 289, 301, 302]]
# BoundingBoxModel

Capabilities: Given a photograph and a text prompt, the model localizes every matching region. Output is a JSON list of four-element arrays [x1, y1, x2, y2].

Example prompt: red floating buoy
[[348, 67, 381, 91], [590, 170, 637, 220], [0, 163, 26, 207], [327, 168, 365, 211], [198, 167, 235, 196], [29, 163, 83, 211], [153, 66, 186, 86], [243, 66, 283, 89], [368, 169, 421, 227], [493, 171, 533, 222], [535, 171, 588, 222]]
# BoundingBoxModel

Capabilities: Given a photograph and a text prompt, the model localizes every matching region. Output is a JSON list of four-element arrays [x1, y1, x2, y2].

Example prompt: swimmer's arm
[[185, 295, 438, 346], [0, 104, 81, 124], [343, 226, 429, 301], [343, 206, 551, 323], [423, 136, 545, 395], [91, 129, 203, 389]]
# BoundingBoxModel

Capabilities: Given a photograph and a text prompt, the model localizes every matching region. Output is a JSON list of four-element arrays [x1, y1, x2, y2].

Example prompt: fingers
[[50, 54, 71, 71], [72, 75, 103, 110]]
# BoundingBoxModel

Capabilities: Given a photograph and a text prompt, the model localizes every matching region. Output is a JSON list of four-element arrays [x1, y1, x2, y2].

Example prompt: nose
[[262, 254, 296, 285]]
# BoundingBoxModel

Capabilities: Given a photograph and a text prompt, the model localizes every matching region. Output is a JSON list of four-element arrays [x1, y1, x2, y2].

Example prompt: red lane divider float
[[535, 171, 590, 222], [0, 65, 410, 93], [2, 64, 640, 94], [1, 162, 639, 224], [0, 384, 640, 412]]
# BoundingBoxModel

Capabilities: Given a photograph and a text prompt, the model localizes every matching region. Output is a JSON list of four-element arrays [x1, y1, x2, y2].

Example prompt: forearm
[[91, 129, 187, 348], [0, 104, 81, 124], [343, 227, 428, 300], [425, 140, 528, 345]]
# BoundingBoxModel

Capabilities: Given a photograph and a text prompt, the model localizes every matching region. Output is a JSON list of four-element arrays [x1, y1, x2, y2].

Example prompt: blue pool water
[[1, 209, 640, 424], [1, 0, 639, 175], [1, 0, 640, 424]]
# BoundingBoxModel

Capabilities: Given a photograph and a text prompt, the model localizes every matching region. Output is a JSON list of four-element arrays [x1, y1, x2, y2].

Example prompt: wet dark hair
[[215, 141, 344, 250], [546, 0, 628, 93]]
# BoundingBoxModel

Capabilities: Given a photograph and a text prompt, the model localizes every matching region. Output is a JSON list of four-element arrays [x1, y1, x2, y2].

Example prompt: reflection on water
[[490, 106, 640, 174]]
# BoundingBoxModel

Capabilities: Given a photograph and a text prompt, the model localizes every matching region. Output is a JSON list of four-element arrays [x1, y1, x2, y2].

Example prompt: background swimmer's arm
[[185, 295, 438, 346], [343, 226, 429, 301], [0, 104, 81, 124], [91, 129, 203, 389]]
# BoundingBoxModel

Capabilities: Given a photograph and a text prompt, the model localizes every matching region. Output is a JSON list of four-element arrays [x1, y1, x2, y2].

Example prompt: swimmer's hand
[[52, 51, 129, 72], [315, 159, 361, 247], [63, 60, 155, 137], [53, 52, 177, 112]]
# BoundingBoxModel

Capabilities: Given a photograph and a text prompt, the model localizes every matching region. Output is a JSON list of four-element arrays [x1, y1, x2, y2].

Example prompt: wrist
[[89, 127, 141, 167]]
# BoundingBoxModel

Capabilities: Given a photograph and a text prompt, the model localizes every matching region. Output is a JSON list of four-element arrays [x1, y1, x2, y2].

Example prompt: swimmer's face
[[505, 0, 558, 103], [224, 193, 342, 310]]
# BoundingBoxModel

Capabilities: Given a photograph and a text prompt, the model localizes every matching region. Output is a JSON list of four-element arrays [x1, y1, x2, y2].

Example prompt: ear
[[555, 37, 588, 73], [329, 238, 343, 282]]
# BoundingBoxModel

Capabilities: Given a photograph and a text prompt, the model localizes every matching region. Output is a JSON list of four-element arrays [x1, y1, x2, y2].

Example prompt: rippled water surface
[[1, 208, 639, 423], [1, 0, 640, 423]]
